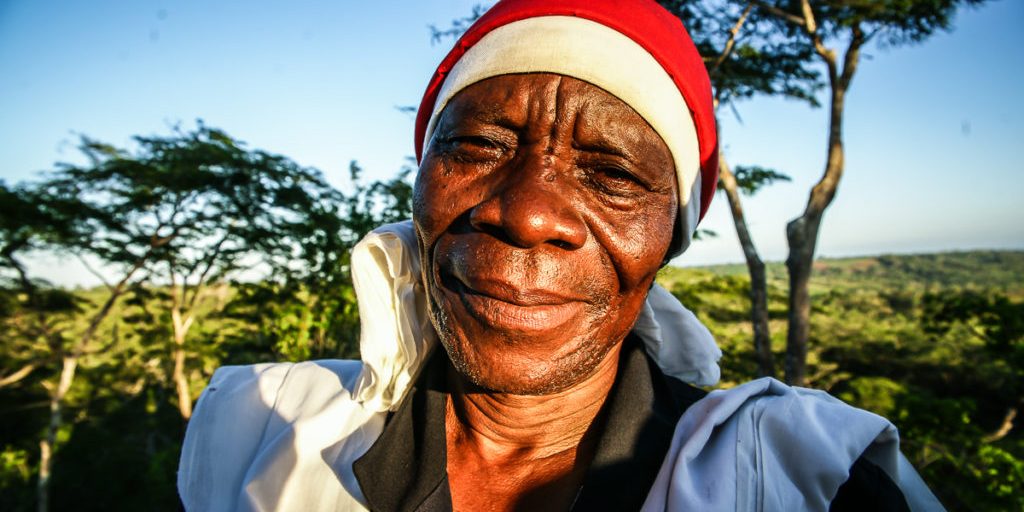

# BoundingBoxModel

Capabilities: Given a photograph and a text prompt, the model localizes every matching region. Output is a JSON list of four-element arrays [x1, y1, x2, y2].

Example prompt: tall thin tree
[[752, 0, 985, 386]]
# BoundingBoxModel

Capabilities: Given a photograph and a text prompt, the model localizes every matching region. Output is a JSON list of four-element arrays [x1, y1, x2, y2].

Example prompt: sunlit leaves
[[730, 165, 792, 195]]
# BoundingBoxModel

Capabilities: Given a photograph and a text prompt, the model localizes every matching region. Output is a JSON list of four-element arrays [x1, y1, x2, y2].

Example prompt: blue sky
[[1, 1, 1022, 285]]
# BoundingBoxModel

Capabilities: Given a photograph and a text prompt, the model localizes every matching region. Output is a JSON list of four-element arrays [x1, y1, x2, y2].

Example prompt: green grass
[[660, 249, 1024, 297]]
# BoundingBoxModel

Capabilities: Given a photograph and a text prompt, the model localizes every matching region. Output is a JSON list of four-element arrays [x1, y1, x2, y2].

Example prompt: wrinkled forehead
[[432, 73, 674, 174]]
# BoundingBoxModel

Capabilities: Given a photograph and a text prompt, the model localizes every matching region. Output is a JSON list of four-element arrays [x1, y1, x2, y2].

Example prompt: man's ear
[[660, 212, 683, 268]]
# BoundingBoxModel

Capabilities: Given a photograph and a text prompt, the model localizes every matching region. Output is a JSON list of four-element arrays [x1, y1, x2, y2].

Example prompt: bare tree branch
[[0, 363, 38, 388], [798, 0, 836, 79], [709, 2, 755, 78], [74, 253, 113, 291], [983, 407, 1017, 443], [751, 0, 804, 26], [838, 24, 867, 91], [70, 255, 146, 358], [799, 0, 817, 33], [186, 231, 231, 310]]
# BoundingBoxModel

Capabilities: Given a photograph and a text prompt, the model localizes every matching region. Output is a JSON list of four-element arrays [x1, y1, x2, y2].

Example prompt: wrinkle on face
[[414, 73, 677, 395]]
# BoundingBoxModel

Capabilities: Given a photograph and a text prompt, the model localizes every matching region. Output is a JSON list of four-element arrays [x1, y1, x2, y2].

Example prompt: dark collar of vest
[[352, 335, 707, 512]]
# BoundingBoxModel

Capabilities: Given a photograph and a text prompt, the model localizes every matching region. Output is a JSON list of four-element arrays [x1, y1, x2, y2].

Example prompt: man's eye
[[445, 136, 504, 162], [587, 166, 646, 197]]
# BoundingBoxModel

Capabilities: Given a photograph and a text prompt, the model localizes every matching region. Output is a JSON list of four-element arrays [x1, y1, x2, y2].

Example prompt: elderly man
[[178, 0, 941, 510]]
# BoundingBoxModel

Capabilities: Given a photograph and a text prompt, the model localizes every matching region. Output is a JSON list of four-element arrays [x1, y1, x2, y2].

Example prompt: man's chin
[[439, 337, 616, 396]]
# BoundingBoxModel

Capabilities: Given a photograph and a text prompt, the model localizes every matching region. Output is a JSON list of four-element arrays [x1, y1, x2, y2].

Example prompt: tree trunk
[[171, 306, 194, 420], [784, 216, 816, 386], [784, 80, 847, 387], [778, 12, 866, 387], [172, 342, 191, 420], [37, 355, 78, 512], [718, 156, 775, 377], [34, 263, 140, 511], [752, 1, 867, 387]]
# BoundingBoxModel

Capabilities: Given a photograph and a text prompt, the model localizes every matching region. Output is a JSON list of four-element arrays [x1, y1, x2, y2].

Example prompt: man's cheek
[[413, 196, 445, 243]]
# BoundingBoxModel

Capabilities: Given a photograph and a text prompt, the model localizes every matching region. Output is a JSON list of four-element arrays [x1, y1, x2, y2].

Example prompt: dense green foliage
[[0, 126, 413, 511], [659, 250, 1024, 510]]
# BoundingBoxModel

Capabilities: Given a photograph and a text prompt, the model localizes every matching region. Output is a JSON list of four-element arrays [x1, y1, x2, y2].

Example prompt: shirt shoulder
[[178, 360, 368, 511], [644, 377, 941, 511], [178, 363, 296, 511]]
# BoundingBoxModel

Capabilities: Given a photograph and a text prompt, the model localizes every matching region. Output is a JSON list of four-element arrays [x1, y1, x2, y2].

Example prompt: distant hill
[[660, 250, 1024, 298]]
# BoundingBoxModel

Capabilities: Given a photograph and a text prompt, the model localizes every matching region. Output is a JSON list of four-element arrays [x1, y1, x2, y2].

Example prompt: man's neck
[[444, 344, 622, 511]]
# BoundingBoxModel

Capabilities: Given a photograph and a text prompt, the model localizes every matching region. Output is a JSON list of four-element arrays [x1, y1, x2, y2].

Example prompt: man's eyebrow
[[446, 101, 522, 132], [471, 107, 522, 131], [573, 139, 633, 162]]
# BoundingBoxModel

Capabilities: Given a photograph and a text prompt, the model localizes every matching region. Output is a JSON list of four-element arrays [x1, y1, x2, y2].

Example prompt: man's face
[[413, 74, 677, 395]]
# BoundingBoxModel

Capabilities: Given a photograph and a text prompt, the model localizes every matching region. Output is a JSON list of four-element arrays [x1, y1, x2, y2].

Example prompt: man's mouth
[[439, 267, 584, 333]]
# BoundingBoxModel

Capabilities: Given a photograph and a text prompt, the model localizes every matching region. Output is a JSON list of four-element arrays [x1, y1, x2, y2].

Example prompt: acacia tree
[[44, 124, 344, 420], [660, 0, 820, 377], [3, 128, 412, 510], [4, 122, 348, 507], [5, 125, 347, 512], [746, 0, 984, 386]]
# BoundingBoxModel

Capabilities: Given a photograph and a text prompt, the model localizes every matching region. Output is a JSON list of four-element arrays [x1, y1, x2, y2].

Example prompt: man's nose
[[468, 152, 587, 250]]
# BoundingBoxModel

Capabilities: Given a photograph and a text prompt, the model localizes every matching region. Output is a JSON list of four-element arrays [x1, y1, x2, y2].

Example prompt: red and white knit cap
[[414, 0, 718, 253]]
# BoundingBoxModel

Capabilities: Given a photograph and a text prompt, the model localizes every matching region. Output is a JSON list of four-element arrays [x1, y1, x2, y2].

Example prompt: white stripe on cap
[[422, 15, 703, 251]]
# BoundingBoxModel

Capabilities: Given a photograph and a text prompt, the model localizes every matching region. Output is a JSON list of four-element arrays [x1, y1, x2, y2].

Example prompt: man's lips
[[440, 270, 585, 333]]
